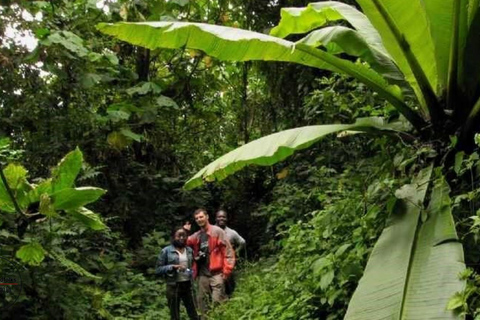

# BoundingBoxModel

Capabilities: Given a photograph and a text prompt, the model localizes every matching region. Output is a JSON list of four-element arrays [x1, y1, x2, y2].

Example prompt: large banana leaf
[[184, 117, 402, 190], [271, 1, 388, 57], [97, 21, 425, 129], [423, 0, 454, 92], [345, 169, 465, 319], [356, 0, 438, 118], [297, 26, 406, 86]]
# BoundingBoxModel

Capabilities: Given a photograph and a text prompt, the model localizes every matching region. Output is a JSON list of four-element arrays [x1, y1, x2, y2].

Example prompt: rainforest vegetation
[[1, 0, 480, 319]]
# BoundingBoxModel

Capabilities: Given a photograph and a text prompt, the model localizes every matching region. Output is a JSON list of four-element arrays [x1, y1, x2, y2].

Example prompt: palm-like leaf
[[271, 1, 388, 57], [184, 117, 402, 189], [97, 21, 425, 129], [345, 169, 465, 319], [297, 26, 408, 92]]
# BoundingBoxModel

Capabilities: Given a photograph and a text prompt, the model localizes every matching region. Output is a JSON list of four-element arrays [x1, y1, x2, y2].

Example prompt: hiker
[[215, 209, 246, 297], [156, 226, 199, 320], [184, 208, 235, 319]]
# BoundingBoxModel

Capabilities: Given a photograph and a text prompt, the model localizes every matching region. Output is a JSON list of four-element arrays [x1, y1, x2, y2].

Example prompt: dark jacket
[[156, 244, 194, 284]]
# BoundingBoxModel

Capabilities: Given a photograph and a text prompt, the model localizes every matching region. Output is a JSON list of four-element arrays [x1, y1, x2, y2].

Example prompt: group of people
[[156, 209, 246, 320]]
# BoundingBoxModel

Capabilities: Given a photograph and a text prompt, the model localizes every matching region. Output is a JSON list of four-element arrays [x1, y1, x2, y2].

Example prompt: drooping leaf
[[345, 168, 465, 319], [96, 21, 425, 129], [65, 207, 107, 231], [184, 117, 402, 189], [51, 148, 83, 193], [16, 242, 45, 266], [49, 250, 101, 279], [297, 26, 406, 87], [271, 1, 388, 57], [52, 187, 106, 211]]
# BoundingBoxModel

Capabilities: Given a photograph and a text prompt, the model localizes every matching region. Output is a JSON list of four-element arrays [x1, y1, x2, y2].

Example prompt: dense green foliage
[[1, 0, 480, 319]]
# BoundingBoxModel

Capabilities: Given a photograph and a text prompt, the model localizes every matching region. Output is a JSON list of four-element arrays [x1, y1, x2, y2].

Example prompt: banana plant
[[97, 0, 477, 317]]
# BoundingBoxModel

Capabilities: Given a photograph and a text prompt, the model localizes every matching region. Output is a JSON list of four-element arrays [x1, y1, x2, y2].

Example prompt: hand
[[177, 265, 187, 272], [172, 265, 182, 270], [183, 221, 192, 231]]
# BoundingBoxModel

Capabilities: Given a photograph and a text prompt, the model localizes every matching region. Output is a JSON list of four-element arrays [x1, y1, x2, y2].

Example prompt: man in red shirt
[[185, 208, 235, 318]]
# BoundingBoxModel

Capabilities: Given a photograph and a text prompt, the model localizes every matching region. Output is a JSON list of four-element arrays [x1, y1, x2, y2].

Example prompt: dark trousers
[[166, 281, 199, 320], [224, 272, 236, 297]]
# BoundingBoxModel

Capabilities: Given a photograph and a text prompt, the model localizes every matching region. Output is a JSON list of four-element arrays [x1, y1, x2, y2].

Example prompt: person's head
[[193, 208, 209, 229], [215, 210, 228, 228], [171, 226, 188, 248]]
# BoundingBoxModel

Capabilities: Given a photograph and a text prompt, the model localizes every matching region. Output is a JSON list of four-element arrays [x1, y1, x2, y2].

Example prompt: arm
[[218, 230, 235, 279], [155, 248, 176, 275], [232, 230, 246, 252]]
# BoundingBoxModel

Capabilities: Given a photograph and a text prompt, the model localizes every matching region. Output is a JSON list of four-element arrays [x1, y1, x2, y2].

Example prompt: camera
[[195, 251, 206, 261]]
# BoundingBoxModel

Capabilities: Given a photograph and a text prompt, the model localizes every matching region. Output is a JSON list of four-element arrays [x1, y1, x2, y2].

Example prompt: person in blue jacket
[[156, 226, 199, 320]]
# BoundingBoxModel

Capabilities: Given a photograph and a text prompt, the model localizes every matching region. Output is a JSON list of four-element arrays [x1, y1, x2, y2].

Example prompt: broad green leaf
[[52, 187, 106, 211], [423, 0, 454, 91], [16, 242, 45, 266], [271, 1, 389, 57], [297, 26, 406, 87], [184, 117, 402, 190], [51, 148, 83, 192], [49, 250, 101, 279], [27, 178, 52, 204], [126, 82, 162, 96], [345, 168, 465, 319], [356, 0, 438, 116], [447, 292, 464, 311], [157, 95, 179, 109], [448, 0, 469, 110], [41, 31, 89, 57], [320, 270, 335, 290], [0, 164, 32, 212], [120, 128, 143, 142], [104, 52, 119, 65], [97, 21, 425, 129], [3, 164, 28, 190], [65, 207, 107, 230], [455, 151, 465, 175]]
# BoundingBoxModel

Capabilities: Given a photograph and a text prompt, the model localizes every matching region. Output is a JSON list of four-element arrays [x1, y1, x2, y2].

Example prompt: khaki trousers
[[196, 274, 226, 319]]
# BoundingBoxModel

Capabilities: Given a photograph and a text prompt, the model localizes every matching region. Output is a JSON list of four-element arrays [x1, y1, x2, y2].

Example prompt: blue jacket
[[156, 244, 194, 284]]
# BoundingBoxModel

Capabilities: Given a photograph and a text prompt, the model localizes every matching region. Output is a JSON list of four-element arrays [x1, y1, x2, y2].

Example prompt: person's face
[[216, 211, 227, 227], [174, 229, 187, 245], [195, 212, 209, 228]]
